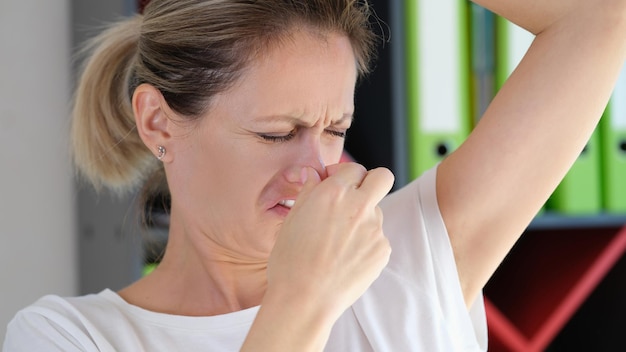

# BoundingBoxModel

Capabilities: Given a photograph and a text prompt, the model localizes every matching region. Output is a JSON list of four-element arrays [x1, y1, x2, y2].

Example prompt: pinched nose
[[283, 143, 328, 184], [284, 163, 326, 185], [309, 154, 327, 180]]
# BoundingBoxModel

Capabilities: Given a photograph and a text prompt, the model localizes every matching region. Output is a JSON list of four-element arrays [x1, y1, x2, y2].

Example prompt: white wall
[[0, 0, 77, 345]]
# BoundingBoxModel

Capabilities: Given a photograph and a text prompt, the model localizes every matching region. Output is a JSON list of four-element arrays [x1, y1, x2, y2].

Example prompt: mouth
[[278, 199, 296, 209]]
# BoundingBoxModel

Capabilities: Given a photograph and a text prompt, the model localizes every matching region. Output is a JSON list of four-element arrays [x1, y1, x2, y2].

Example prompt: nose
[[284, 138, 327, 184]]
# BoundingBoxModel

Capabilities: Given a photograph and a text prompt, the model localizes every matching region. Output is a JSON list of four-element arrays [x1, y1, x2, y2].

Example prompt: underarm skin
[[438, 0, 626, 307]]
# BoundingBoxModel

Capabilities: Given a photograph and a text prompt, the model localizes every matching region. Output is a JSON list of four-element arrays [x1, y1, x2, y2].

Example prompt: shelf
[[484, 225, 626, 351], [529, 212, 626, 230]]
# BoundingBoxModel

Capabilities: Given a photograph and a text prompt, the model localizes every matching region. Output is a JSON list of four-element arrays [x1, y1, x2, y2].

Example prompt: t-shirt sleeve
[[3, 296, 101, 352], [412, 165, 488, 347], [363, 165, 488, 350]]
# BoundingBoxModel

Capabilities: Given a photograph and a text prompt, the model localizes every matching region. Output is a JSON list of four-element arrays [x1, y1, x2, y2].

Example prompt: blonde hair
[[71, 0, 378, 195]]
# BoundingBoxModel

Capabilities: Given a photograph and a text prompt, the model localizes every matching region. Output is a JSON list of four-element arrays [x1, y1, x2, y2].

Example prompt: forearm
[[472, 0, 626, 35]]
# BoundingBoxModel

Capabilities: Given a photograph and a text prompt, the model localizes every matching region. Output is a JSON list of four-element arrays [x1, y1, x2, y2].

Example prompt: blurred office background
[[2, 1, 625, 350]]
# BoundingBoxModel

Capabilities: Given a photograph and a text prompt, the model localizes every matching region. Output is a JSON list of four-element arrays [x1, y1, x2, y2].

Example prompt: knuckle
[[372, 167, 395, 185]]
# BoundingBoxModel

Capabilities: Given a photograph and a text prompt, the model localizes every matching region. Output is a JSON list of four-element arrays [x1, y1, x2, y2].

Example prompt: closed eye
[[258, 130, 296, 142], [257, 128, 346, 142], [325, 129, 347, 138]]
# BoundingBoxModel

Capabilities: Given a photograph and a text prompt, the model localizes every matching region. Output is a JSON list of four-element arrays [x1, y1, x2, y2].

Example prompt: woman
[[4, 0, 626, 351]]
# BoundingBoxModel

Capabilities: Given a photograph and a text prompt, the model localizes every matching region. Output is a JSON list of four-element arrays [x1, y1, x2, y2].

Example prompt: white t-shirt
[[3, 167, 488, 351]]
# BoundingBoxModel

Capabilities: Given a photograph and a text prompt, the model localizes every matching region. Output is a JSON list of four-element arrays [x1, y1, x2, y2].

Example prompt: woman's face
[[166, 30, 358, 262]]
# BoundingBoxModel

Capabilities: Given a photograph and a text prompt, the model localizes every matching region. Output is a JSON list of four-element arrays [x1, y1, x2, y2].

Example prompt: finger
[[324, 162, 368, 188], [358, 167, 395, 204], [375, 205, 384, 224]]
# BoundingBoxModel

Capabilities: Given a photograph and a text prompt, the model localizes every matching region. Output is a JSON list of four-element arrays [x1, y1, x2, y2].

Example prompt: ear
[[133, 83, 172, 162]]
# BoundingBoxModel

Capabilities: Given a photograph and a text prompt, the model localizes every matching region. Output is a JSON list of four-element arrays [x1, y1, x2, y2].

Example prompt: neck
[[119, 218, 269, 316]]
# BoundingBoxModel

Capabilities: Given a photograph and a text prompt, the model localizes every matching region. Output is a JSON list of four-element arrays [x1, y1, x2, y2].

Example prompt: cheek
[[321, 141, 346, 166], [186, 155, 267, 214]]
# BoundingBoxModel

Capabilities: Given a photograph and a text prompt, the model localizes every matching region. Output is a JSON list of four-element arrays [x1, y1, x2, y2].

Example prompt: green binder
[[469, 2, 496, 127], [405, 0, 471, 179], [600, 65, 626, 213], [548, 130, 603, 215]]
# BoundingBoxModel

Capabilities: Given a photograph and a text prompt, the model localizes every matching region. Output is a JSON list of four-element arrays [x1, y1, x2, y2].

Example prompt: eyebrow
[[334, 114, 354, 126], [255, 113, 354, 127]]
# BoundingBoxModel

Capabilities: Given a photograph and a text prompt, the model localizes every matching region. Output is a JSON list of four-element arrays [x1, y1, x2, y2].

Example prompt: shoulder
[[3, 291, 118, 351]]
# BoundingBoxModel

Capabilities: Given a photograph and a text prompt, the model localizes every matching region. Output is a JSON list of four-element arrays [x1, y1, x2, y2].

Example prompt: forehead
[[209, 29, 359, 125]]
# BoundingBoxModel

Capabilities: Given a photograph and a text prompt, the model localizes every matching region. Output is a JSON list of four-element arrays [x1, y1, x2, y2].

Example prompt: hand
[[266, 162, 395, 322]]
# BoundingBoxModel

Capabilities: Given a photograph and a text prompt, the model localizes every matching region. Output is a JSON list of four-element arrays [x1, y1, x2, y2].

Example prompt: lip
[[266, 196, 298, 218], [260, 177, 301, 217], [270, 203, 293, 217]]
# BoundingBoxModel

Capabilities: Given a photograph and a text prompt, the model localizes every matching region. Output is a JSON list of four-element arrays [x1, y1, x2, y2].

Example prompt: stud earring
[[156, 145, 166, 160]]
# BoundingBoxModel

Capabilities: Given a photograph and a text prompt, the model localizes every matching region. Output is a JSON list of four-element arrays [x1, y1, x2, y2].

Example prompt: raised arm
[[438, 0, 626, 306]]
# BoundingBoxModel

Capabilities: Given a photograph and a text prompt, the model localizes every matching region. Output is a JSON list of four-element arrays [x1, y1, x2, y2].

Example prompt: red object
[[340, 151, 355, 163], [484, 225, 626, 351]]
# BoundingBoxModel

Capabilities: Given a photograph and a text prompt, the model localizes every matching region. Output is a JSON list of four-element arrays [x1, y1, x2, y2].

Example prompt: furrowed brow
[[331, 114, 354, 126]]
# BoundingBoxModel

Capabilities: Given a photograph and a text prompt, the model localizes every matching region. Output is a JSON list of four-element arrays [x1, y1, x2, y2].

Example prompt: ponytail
[[71, 15, 157, 193]]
